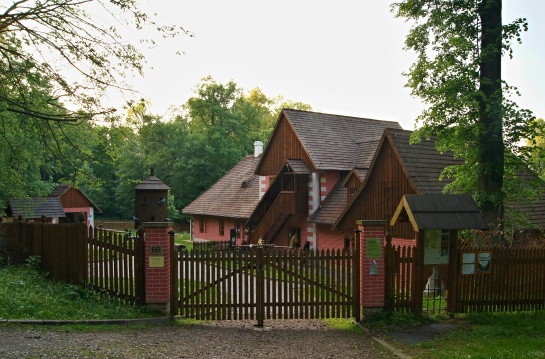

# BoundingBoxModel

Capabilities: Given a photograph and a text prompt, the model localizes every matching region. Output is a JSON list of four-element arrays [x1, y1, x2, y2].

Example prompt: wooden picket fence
[[87, 226, 146, 305], [0, 222, 145, 305], [385, 241, 545, 314], [171, 246, 360, 325], [454, 245, 545, 313], [0, 222, 87, 283], [384, 243, 416, 313]]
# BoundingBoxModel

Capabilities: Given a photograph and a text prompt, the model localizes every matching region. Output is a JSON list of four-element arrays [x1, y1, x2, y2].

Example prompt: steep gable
[[333, 128, 460, 236], [255, 109, 402, 175], [49, 183, 103, 213]]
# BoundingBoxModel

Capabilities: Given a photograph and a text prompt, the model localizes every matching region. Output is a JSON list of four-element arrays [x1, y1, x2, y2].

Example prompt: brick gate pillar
[[142, 222, 173, 313], [357, 220, 386, 313]]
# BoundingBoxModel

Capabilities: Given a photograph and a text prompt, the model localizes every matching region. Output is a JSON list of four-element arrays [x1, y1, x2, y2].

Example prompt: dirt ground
[[0, 319, 396, 358]]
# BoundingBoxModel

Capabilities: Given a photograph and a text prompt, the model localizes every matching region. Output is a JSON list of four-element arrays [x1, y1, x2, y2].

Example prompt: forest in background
[[0, 75, 310, 222]]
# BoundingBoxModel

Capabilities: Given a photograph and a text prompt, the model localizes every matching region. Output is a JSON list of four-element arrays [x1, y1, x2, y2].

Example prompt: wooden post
[[353, 229, 361, 321], [255, 246, 265, 327], [169, 230, 178, 316], [446, 229, 459, 313], [413, 230, 425, 315], [135, 226, 146, 306], [384, 233, 394, 312]]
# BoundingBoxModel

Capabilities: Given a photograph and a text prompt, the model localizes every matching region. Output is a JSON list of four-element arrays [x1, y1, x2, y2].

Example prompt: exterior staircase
[[263, 213, 290, 244]]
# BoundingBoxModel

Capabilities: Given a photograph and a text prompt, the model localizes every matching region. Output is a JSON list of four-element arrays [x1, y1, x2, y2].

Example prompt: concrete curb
[[0, 317, 174, 326], [357, 322, 411, 359]]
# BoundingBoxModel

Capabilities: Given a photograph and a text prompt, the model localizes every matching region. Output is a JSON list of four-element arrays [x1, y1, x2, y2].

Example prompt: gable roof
[[391, 194, 488, 231], [183, 155, 261, 219], [280, 109, 402, 171], [49, 183, 103, 213], [9, 197, 66, 220]]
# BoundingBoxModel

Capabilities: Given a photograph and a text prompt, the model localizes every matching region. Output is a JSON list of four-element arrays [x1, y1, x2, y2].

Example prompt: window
[[219, 219, 224, 236], [199, 216, 205, 233]]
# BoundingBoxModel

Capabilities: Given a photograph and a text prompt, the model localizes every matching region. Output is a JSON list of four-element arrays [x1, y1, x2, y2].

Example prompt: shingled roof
[[284, 109, 402, 171], [183, 155, 261, 219], [134, 175, 171, 190], [308, 175, 347, 225], [391, 194, 488, 231], [387, 129, 463, 194], [9, 197, 66, 220]]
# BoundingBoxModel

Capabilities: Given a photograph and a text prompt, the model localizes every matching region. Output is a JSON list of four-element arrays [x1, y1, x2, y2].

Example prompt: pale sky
[[116, 1, 545, 130]]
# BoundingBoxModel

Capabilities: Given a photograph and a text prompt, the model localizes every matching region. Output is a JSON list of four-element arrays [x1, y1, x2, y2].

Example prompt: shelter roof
[[391, 194, 488, 231], [9, 197, 66, 220], [183, 155, 261, 219]]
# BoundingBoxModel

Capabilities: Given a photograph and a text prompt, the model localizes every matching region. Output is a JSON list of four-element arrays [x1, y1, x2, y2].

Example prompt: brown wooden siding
[[256, 115, 315, 176], [59, 188, 94, 208], [338, 140, 417, 239]]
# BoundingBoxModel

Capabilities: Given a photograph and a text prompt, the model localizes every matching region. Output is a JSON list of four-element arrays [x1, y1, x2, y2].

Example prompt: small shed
[[49, 183, 102, 227], [8, 197, 66, 223]]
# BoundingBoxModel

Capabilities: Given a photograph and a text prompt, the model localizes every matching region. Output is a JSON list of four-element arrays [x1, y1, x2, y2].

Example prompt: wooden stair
[[263, 213, 291, 244]]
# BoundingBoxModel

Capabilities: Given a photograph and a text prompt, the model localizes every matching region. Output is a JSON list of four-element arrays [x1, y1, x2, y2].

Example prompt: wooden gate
[[171, 244, 360, 326]]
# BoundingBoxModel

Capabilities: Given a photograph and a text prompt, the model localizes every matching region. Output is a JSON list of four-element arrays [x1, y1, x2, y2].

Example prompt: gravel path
[[0, 319, 395, 358]]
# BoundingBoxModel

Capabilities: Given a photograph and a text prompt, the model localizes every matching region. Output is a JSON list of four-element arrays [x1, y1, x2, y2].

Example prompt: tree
[[0, 0, 190, 122], [392, 0, 536, 238]]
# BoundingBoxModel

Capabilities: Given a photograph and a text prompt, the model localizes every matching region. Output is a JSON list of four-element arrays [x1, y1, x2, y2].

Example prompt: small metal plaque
[[149, 256, 164, 268], [151, 246, 163, 256]]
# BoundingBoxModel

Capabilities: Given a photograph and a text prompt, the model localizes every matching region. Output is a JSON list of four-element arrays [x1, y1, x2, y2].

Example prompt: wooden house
[[48, 184, 102, 227], [182, 142, 269, 244], [245, 109, 402, 250], [334, 128, 545, 241]]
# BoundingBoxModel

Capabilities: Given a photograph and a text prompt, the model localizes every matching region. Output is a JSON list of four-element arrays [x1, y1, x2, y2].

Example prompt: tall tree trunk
[[477, 0, 504, 243]]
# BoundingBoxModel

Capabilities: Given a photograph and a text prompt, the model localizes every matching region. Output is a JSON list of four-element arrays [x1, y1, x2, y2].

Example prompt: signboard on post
[[424, 229, 450, 265]]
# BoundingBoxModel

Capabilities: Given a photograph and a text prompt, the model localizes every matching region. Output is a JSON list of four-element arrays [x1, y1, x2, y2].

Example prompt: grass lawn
[[175, 232, 193, 251], [0, 264, 159, 321], [364, 311, 545, 359]]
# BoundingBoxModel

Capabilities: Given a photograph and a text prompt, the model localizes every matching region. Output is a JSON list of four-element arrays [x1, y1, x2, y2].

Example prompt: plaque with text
[[366, 238, 382, 258]]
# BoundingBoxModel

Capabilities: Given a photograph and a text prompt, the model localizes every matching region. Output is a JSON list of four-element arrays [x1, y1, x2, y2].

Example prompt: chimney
[[254, 140, 263, 157]]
